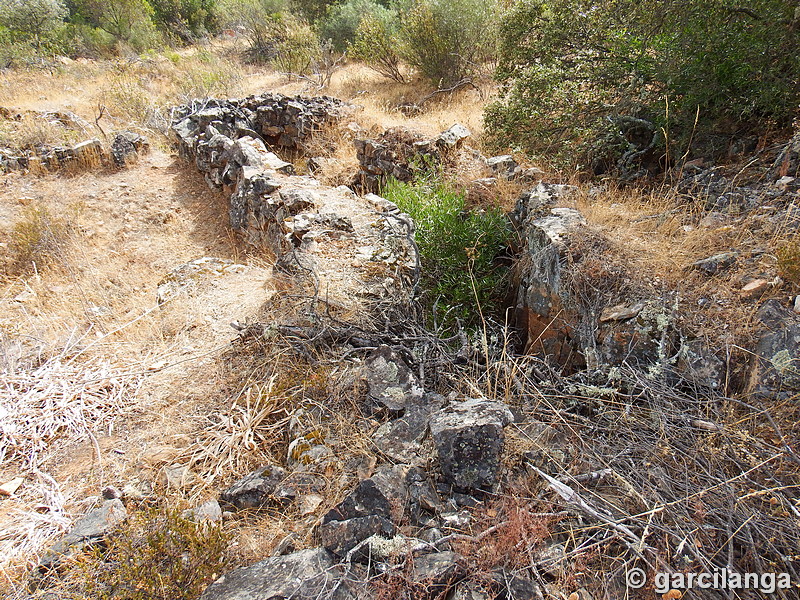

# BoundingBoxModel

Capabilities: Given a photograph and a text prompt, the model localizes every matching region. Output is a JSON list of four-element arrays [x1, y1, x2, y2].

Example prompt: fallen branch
[[530, 465, 646, 549]]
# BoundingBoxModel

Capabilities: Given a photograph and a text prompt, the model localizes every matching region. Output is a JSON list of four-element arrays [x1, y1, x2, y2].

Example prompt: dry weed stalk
[[175, 373, 293, 485]]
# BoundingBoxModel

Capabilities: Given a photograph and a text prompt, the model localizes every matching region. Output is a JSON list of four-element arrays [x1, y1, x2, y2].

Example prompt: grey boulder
[[749, 300, 800, 399], [364, 346, 424, 411], [199, 548, 353, 600], [38, 499, 127, 570], [219, 465, 288, 510], [430, 398, 514, 490]]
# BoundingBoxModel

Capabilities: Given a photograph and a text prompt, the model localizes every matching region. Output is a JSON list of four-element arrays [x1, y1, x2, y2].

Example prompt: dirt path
[[0, 147, 279, 579]]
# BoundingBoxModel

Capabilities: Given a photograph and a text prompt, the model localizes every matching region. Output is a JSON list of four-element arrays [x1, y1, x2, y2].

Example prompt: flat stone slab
[[199, 548, 353, 600], [39, 499, 127, 570]]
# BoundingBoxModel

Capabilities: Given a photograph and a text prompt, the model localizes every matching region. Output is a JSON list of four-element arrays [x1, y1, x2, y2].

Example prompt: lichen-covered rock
[[364, 345, 424, 411], [677, 339, 726, 390], [0, 137, 112, 174], [486, 155, 518, 178], [172, 94, 352, 155], [111, 131, 149, 167], [372, 402, 433, 464], [181, 499, 223, 523], [318, 465, 414, 559], [219, 465, 288, 510], [429, 398, 514, 490], [748, 299, 800, 399], [434, 123, 470, 150], [199, 548, 354, 600], [411, 551, 465, 590], [514, 206, 586, 366], [38, 499, 127, 571], [318, 514, 395, 556], [323, 466, 409, 523]]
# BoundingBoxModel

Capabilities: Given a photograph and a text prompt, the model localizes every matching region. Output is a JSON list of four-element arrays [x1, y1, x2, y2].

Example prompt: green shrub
[[0, 0, 67, 49], [382, 175, 511, 330], [270, 15, 319, 73], [149, 0, 220, 41], [57, 22, 119, 58], [486, 0, 800, 172], [318, 0, 393, 52], [82, 507, 230, 600], [397, 0, 498, 87], [72, 0, 163, 51], [289, 0, 333, 23], [217, 0, 290, 63], [350, 11, 404, 82], [0, 28, 35, 66]]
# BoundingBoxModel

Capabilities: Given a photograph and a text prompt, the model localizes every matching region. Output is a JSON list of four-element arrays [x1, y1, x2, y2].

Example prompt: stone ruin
[[171, 93, 418, 317], [0, 107, 149, 174], [353, 123, 546, 194], [354, 124, 470, 192], [33, 91, 800, 599], [171, 93, 352, 158], [0, 131, 149, 174]]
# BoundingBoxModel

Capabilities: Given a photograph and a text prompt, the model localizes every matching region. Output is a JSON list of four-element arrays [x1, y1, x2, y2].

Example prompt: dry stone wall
[[0, 132, 148, 175], [171, 94, 418, 318]]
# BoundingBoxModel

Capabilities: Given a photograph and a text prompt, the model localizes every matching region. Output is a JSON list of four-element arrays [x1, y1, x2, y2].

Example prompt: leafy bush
[[72, 0, 163, 51], [82, 507, 230, 600], [350, 11, 404, 82], [57, 22, 119, 58], [486, 0, 800, 172], [270, 15, 319, 73], [382, 175, 511, 330], [318, 0, 392, 52], [289, 0, 333, 23], [218, 0, 290, 62], [149, 0, 220, 41], [0, 0, 67, 49], [397, 0, 498, 87]]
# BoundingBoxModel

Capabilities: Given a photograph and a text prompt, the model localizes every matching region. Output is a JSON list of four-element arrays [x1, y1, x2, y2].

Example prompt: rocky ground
[[0, 62, 799, 600]]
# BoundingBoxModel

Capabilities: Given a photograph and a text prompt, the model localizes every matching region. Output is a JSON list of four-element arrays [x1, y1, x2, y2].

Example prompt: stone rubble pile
[[0, 131, 148, 174], [511, 178, 799, 398], [198, 344, 535, 600], [354, 123, 545, 194], [172, 93, 352, 159], [37, 339, 542, 599]]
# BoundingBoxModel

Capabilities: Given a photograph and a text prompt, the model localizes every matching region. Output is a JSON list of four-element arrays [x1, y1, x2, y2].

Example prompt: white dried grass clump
[[0, 348, 142, 576], [1, 355, 141, 470], [0, 473, 72, 575], [176, 375, 291, 485]]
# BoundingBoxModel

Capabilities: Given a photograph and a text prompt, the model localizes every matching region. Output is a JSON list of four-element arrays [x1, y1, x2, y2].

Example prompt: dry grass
[[0, 327, 148, 582], [0, 112, 88, 151], [0, 345, 142, 471]]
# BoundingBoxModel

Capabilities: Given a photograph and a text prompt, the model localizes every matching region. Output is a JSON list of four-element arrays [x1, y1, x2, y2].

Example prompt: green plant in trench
[[381, 174, 511, 332]]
